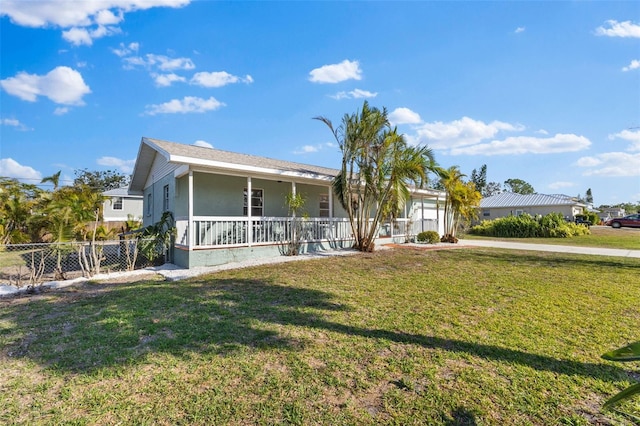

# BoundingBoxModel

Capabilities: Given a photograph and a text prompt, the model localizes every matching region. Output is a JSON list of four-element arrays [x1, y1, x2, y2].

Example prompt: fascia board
[[169, 155, 334, 182]]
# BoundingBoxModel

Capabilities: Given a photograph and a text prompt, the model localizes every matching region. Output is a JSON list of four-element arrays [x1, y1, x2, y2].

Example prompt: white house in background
[[479, 193, 588, 221], [101, 187, 143, 226], [128, 137, 447, 269]]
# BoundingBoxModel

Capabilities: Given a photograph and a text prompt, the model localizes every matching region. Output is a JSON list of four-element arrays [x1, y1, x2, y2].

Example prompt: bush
[[416, 231, 440, 244], [469, 212, 591, 238]]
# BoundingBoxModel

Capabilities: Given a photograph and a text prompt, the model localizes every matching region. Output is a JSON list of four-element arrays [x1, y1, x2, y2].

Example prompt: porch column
[[247, 177, 252, 246], [188, 170, 194, 251], [421, 196, 425, 233], [328, 187, 333, 219], [291, 182, 296, 217]]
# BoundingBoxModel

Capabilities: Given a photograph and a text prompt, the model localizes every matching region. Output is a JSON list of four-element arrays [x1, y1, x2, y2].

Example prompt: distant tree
[[73, 169, 129, 192], [585, 188, 593, 204], [484, 182, 502, 197], [470, 164, 487, 196], [504, 178, 535, 195], [0, 178, 44, 244]]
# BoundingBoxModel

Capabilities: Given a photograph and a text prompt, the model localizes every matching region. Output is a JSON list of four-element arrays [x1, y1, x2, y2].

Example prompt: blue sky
[[1, 1, 639, 206]]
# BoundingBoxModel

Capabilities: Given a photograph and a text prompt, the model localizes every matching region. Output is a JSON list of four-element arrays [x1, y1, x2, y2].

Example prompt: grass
[[463, 226, 640, 250], [1, 247, 639, 425]]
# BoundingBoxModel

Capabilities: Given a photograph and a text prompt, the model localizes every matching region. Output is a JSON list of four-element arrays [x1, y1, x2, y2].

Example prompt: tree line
[[0, 169, 131, 245]]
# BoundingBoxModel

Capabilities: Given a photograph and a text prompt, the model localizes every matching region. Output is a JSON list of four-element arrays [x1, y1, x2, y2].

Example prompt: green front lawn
[[1, 247, 639, 425], [463, 226, 640, 250]]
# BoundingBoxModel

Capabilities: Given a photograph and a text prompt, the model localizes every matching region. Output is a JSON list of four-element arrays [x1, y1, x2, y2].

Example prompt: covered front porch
[[170, 168, 442, 268]]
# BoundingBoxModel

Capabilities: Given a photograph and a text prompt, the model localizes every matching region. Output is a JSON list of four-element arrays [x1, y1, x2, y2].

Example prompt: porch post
[[328, 186, 333, 219], [247, 177, 252, 246], [188, 170, 194, 251], [291, 182, 296, 217], [421, 196, 425, 233]]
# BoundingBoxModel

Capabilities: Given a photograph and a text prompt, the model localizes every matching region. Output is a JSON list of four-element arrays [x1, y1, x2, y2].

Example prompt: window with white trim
[[243, 188, 263, 216], [163, 185, 170, 212], [319, 194, 330, 217], [515, 209, 524, 216], [112, 197, 123, 210]]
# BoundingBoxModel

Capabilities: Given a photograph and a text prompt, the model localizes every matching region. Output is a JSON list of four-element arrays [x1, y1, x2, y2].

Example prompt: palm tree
[[41, 171, 61, 190], [316, 101, 437, 252], [440, 166, 481, 240]]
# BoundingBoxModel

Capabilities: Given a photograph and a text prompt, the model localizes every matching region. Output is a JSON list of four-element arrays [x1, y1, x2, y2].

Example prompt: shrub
[[469, 212, 591, 238], [416, 231, 440, 244]]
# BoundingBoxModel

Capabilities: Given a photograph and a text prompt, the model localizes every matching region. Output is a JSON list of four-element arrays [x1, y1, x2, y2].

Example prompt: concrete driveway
[[457, 238, 640, 258]]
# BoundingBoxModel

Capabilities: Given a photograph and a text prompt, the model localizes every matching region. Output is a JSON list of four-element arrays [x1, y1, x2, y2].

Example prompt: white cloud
[[595, 20, 640, 38], [622, 59, 640, 72], [389, 107, 422, 125], [62, 25, 120, 46], [0, 158, 42, 180], [414, 116, 525, 150], [330, 88, 377, 100], [536, 129, 549, 135], [576, 152, 640, 177], [609, 128, 640, 152], [144, 96, 225, 115], [152, 73, 186, 87], [548, 181, 576, 190], [0, 66, 91, 105], [309, 59, 362, 84], [0, 0, 190, 44], [515, 27, 525, 34], [97, 156, 136, 174], [293, 142, 335, 155], [190, 71, 253, 88], [112, 41, 139, 57], [450, 133, 591, 156], [124, 54, 195, 71], [1, 118, 30, 130], [193, 140, 213, 148], [53, 107, 69, 115]]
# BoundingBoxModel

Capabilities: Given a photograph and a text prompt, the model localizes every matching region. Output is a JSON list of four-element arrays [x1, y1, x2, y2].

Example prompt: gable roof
[[480, 192, 586, 209], [129, 137, 341, 193]]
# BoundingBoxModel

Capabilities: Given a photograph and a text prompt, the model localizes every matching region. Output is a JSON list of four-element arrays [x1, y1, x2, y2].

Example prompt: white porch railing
[[175, 216, 439, 249], [175, 216, 354, 249]]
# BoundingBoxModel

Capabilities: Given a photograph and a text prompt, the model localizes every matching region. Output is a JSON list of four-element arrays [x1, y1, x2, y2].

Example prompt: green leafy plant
[[136, 211, 176, 265], [416, 230, 440, 244], [601, 341, 640, 420]]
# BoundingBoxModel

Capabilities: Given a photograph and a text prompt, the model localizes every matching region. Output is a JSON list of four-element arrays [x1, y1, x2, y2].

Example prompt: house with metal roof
[[101, 187, 143, 227], [479, 192, 588, 221], [129, 137, 447, 268]]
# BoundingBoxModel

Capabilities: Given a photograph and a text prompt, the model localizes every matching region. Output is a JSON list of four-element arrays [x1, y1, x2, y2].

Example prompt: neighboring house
[[479, 193, 587, 221], [102, 187, 143, 228], [599, 207, 626, 222], [129, 137, 447, 268]]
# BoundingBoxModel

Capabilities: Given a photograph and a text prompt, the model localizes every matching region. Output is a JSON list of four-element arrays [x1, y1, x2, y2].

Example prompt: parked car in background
[[573, 215, 592, 227], [605, 214, 640, 228]]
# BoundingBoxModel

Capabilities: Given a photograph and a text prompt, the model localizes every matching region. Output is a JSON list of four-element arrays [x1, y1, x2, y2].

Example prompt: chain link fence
[[0, 238, 166, 289]]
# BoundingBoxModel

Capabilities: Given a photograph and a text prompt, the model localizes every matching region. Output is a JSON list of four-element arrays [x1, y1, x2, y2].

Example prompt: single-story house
[[129, 137, 447, 268], [101, 187, 143, 228], [479, 193, 588, 221], [599, 207, 625, 221]]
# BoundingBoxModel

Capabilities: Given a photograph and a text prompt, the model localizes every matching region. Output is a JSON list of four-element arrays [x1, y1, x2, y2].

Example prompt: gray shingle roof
[[146, 137, 340, 177], [480, 192, 586, 208]]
